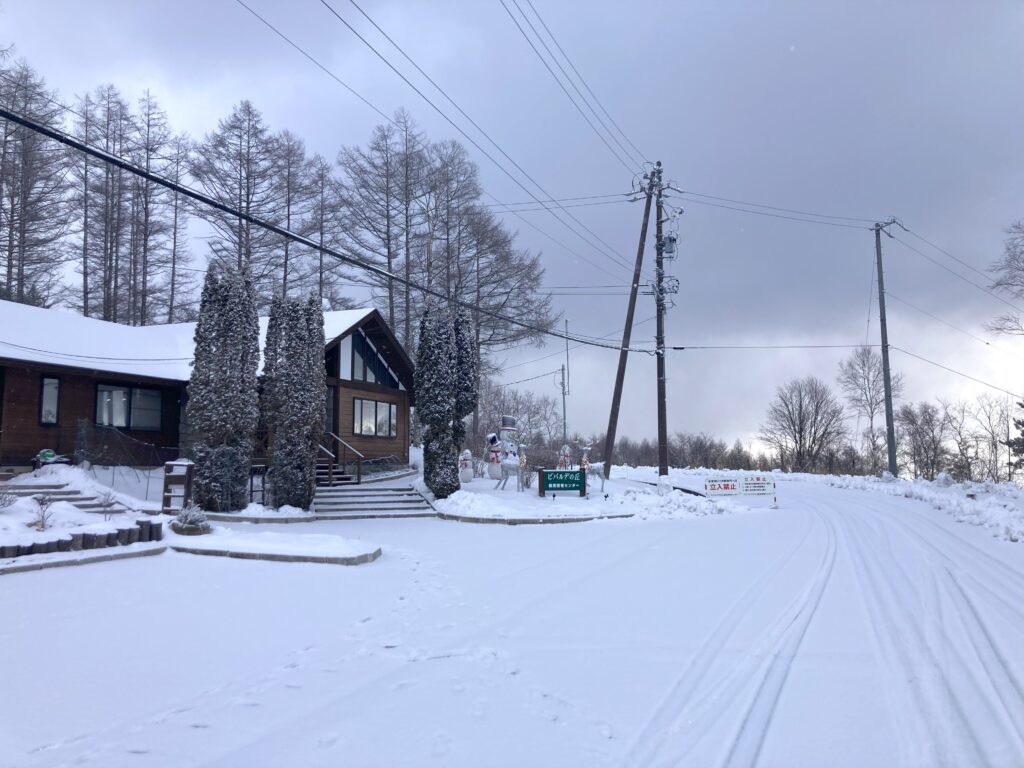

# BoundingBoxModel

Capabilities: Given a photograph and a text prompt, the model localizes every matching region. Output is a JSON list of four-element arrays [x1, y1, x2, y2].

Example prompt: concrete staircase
[[0, 482, 130, 514], [312, 485, 434, 518], [314, 462, 357, 487]]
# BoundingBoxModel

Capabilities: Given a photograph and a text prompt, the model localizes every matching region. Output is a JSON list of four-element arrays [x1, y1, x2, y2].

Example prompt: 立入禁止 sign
[[705, 475, 777, 503]]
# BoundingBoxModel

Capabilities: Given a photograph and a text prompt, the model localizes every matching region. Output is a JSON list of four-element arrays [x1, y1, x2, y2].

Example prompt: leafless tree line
[[759, 346, 1016, 481], [0, 55, 554, 361]]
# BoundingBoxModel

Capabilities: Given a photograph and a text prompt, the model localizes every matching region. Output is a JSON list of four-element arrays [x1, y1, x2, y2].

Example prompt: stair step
[[314, 489, 419, 496], [314, 506, 432, 514], [315, 499, 430, 505], [0, 484, 68, 492]]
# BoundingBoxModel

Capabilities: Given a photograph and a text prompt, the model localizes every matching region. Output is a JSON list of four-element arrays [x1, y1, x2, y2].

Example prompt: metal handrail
[[327, 431, 364, 459], [317, 443, 336, 486], [324, 432, 362, 484]]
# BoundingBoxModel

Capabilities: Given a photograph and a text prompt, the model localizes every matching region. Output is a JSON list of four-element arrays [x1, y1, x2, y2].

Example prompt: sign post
[[538, 469, 586, 497]]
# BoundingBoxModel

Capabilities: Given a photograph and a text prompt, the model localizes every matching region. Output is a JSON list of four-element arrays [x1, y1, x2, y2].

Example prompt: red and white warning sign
[[705, 475, 777, 505]]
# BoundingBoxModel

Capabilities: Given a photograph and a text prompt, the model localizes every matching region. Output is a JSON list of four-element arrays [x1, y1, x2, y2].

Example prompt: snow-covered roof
[[0, 300, 374, 382]]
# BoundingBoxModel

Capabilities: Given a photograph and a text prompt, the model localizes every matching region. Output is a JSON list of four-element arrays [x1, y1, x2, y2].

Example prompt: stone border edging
[[359, 469, 420, 484], [168, 544, 382, 566], [0, 545, 167, 576], [435, 511, 634, 525], [205, 511, 436, 524]]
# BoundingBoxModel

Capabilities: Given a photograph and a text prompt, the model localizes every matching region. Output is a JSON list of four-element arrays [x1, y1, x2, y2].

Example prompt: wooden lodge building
[[0, 300, 415, 475]]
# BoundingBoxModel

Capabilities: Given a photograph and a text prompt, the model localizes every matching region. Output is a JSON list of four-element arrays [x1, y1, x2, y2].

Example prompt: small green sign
[[538, 469, 586, 497]]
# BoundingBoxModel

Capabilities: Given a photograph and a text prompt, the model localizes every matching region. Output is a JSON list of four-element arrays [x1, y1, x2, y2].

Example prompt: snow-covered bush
[[173, 502, 211, 534], [187, 265, 259, 512], [32, 493, 54, 530], [0, 489, 15, 509]]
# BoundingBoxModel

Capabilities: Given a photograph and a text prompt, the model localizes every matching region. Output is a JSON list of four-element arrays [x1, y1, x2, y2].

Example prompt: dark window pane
[[353, 399, 362, 434], [376, 401, 389, 436], [390, 403, 398, 437], [325, 386, 336, 433], [130, 388, 162, 430], [353, 334, 365, 381]]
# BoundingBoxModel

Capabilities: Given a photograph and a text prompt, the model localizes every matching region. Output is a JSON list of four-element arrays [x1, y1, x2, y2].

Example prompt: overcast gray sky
[[3, 0, 1023, 447]]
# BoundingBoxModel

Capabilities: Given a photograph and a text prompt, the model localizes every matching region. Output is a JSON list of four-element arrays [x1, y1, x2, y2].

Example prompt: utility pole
[[560, 364, 568, 445], [602, 163, 658, 478], [874, 218, 898, 477], [654, 170, 669, 476], [566, 319, 572, 441]]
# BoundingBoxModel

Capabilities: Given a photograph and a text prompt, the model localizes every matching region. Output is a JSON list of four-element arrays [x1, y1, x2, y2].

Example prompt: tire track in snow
[[858, 504, 1024, 760], [622, 509, 836, 768], [716, 509, 838, 768], [837, 499, 992, 767], [620, 509, 817, 767]]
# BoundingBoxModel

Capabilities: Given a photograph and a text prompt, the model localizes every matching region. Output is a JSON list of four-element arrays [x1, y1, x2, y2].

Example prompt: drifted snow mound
[[825, 474, 1024, 542], [605, 488, 744, 519]]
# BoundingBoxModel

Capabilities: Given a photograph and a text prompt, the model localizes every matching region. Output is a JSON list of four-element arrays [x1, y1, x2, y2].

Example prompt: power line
[[0, 338, 191, 363], [480, 191, 635, 207], [0, 104, 656, 355], [234, 0, 392, 123], [670, 343, 879, 350], [500, 0, 640, 172], [673, 189, 877, 223], [891, 346, 1023, 400], [666, 194, 872, 230], [313, 0, 639, 277], [481, 197, 637, 213], [890, 235, 1024, 315], [501, 368, 562, 387], [503, 315, 657, 370], [885, 290, 1024, 363], [521, 0, 648, 165], [900, 225, 993, 283]]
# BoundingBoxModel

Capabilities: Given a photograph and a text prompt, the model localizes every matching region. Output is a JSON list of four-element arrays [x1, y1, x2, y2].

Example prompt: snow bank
[[168, 527, 379, 559], [823, 474, 1024, 542], [8, 464, 159, 511], [428, 476, 743, 522], [616, 463, 1024, 542]]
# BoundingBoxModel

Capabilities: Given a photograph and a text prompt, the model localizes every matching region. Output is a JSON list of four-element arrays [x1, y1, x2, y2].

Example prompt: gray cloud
[[3, 0, 1023, 446]]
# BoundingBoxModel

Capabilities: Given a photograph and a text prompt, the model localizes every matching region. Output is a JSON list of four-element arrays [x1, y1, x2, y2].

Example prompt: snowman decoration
[[459, 449, 474, 485], [487, 416, 522, 488]]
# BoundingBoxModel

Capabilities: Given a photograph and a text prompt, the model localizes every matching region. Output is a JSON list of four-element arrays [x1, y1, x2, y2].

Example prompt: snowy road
[[2, 479, 1023, 767]]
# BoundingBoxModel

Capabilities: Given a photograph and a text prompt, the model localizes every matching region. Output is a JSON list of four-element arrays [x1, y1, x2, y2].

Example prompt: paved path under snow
[[1, 479, 1022, 767]]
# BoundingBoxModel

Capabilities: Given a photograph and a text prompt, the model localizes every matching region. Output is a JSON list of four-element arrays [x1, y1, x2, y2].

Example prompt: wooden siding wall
[[333, 381, 409, 462], [0, 364, 182, 465]]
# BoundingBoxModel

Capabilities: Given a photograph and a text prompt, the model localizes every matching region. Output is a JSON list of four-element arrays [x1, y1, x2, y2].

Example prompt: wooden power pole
[[602, 162, 659, 478]]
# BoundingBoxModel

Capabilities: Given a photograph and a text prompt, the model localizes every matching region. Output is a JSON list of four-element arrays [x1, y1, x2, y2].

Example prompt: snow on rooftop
[[0, 300, 373, 382]]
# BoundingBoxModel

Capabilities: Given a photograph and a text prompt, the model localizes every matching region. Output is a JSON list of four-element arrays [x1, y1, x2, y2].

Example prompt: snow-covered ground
[[2, 470, 1023, 767]]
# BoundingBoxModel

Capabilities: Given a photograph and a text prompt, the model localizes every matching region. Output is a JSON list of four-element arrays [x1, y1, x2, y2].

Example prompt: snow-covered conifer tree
[[452, 306, 479, 450], [187, 264, 259, 511], [262, 296, 325, 509], [415, 305, 459, 498]]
